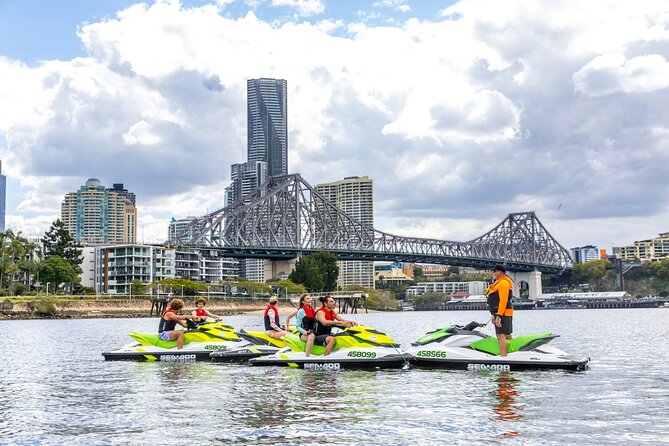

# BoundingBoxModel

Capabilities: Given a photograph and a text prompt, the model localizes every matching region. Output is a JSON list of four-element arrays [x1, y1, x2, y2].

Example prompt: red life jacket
[[195, 308, 207, 318], [299, 305, 316, 331], [264, 304, 280, 331], [314, 306, 336, 336]]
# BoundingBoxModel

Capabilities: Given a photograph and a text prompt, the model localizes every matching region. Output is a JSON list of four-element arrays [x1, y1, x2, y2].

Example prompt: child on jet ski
[[192, 297, 221, 324], [313, 296, 359, 356], [285, 294, 317, 357]]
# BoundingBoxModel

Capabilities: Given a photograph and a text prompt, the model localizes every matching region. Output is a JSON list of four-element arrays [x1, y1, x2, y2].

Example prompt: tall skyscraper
[[0, 160, 5, 232], [315, 176, 375, 289], [229, 160, 267, 203], [247, 78, 288, 177], [61, 178, 137, 246]]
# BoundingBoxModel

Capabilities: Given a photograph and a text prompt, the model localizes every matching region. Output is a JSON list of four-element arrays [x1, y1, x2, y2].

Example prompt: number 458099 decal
[[347, 351, 377, 358]]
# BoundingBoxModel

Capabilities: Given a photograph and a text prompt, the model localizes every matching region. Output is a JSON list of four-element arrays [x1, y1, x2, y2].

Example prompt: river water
[[1, 309, 668, 445]]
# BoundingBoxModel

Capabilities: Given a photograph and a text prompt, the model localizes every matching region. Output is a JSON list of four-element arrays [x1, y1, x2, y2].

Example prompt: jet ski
[[406, 321, 589, 371], [209, 329, 287, 363], [249, 326, 409, 370], [103, 320, 250, 362]]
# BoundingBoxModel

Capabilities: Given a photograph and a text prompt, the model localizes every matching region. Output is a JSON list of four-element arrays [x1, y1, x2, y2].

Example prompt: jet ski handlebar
[[462, 321, 487, 331]]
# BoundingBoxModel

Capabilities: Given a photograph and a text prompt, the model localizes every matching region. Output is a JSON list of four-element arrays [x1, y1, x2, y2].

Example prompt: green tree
[[413, 266, 424, 279], [150, 278, 207, 296], [266, 278, 308, 295], [289, 256, 325, 292], [42, 219, 83, 273], [312, 252, 339, 291], [39, 256, 79, 290], [130, 279, 147, 296]]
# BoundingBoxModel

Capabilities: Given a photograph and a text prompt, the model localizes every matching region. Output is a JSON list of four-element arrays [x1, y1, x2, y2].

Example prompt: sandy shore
[[0, 298, 379, 320]]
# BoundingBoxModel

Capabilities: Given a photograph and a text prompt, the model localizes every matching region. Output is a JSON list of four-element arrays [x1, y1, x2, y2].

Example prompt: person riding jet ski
[[264, 295, 289, 340], [192, 297, 221, 324], [159, 299, 196, 349], [313, 296, 359, 355], [285, 294, 318, 357]]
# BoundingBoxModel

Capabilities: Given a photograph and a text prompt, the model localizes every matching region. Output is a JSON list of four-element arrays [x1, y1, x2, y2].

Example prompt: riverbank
[[0, 298, 301, 320]]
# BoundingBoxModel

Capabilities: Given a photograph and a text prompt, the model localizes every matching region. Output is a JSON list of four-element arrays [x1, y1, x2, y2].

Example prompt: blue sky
[[0, 0, 668, 249], [0, 0, 454, 63]]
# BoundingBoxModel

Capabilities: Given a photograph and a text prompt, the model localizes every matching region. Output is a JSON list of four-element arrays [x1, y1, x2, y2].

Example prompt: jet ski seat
[[470, 332, 557, 356]]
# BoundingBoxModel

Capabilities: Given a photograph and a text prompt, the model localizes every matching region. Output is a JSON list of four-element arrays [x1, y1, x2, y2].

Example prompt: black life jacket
[[264, 304, 280, 331], [486, 278, 514, 315], [299, 305, 316, 331], [158, 308, 177, 333], [313, 306, 336, 336]]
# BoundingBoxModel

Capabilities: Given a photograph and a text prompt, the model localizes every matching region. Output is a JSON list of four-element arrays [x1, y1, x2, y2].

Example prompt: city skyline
[[1, 1, 668, 251]]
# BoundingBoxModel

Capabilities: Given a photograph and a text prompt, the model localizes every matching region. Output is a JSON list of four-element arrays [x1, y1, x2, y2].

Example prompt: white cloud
[[573, 53, 669, 96], [1, 0, 669, 251], [270, 0, 324, 16]]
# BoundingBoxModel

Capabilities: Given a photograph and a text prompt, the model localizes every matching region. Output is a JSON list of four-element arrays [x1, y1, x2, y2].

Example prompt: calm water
[[1, 309, 668, 445]]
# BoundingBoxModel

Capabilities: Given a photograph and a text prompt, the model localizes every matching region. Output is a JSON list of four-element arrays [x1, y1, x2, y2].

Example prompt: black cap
[[493, 265, 506, 273]]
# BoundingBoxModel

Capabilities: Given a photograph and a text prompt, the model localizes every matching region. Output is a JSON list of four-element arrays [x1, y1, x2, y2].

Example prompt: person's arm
[[317, 312, 342, 327], [334, 313, 357, 327], [496, 280, 511, 316], [269, 308, 281, 331], [294, 309, 306, 334], [285, 310, 298, 330], [205, 310, 220, 319], [167, 312, 192, 328]]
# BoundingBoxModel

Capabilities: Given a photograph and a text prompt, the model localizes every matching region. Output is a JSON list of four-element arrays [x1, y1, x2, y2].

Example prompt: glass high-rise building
[[61, 178, 137, 246], [315, 176, 375, 289], [0, 160, 5, 233], [247, 78, 288, 178]]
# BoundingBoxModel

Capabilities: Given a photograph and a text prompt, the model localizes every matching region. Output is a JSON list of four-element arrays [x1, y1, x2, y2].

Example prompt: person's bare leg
[[324, 336, 336, 356], [172, 331, 184, 349], [304, 333, 315, 357], [497, 334, 508, 357]]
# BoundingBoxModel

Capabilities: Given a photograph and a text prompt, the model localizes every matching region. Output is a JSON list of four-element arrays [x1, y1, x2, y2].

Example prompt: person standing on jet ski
[[313, 296, 359, 356], [192, 297, 221, 324], [264, 295, 289, 340], [285, 294, 318, 357], [485, 265, 514, 357], [158, 299, 196, 350]]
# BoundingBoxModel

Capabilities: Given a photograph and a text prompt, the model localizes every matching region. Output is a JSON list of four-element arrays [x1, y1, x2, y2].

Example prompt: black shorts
[[314, 334, 331, 346], [494, 315, 513, 335]]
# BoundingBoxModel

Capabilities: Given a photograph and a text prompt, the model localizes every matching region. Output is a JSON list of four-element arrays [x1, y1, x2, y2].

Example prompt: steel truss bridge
[[169, 174, 573, 273]]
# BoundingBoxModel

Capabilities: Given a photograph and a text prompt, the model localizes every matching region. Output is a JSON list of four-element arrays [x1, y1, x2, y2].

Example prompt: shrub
[[34, 299, 59, 316]]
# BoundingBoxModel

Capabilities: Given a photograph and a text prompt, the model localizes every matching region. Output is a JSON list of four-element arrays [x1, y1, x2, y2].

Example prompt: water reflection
[[489, 372, 525, 438]]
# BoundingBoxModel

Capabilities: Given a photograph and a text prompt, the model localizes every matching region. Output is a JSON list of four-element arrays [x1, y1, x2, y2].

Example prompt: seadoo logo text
[[467, 363, 510, 371], [303, 363, 341, 371], [160, 354, 197, 362]]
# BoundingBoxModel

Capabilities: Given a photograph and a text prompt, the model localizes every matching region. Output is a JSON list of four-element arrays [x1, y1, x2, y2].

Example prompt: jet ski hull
[[103, 340, 245, 362], [210, 345, 281, 363], [250, 350, 408, 370], [409, 355, 590, 371]]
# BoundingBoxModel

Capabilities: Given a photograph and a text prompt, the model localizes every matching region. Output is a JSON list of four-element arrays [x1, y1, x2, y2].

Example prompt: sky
[[0, 0, 668, 252]]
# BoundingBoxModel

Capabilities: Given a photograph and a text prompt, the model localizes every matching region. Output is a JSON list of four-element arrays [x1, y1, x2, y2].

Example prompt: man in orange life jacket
[[485, 265, 515, 357]]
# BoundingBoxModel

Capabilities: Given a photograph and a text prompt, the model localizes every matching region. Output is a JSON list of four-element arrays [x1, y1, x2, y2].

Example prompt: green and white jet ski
[[103, 321, 251, 362], [406, 321, 589, 371], [249, 326, 409, 370]]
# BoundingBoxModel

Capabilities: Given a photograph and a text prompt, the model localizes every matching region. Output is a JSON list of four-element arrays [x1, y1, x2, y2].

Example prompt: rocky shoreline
[[0, 298, 298, 320]]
